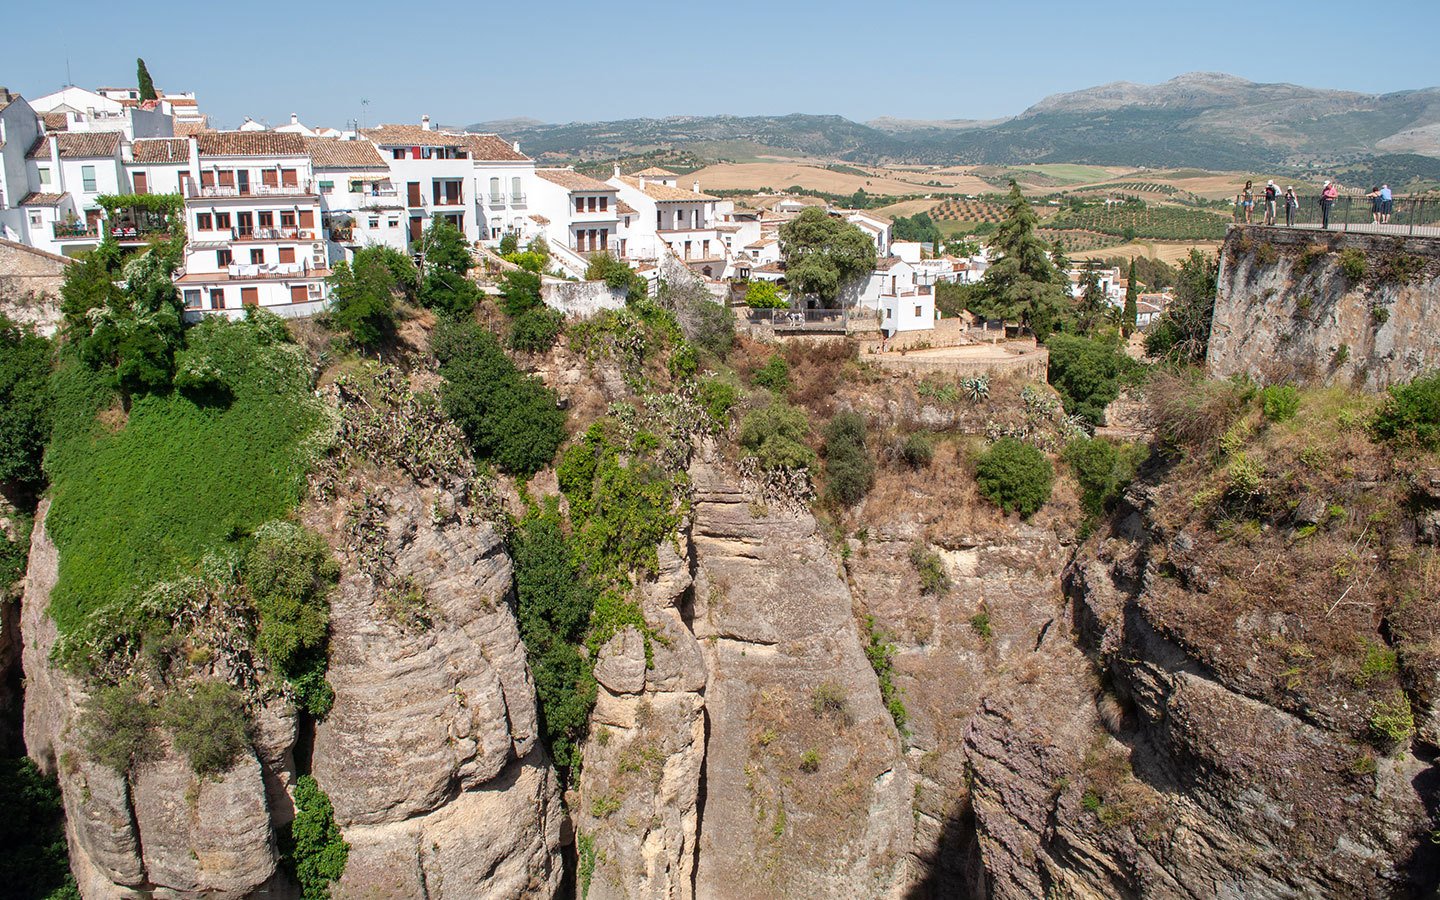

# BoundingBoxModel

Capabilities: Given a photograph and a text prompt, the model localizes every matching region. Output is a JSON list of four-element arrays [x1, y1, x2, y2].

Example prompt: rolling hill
[[472, 73, 1440, 175]]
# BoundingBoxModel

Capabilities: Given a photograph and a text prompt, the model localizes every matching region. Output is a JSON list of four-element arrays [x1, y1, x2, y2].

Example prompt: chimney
[[290, 113, 299, 125], [421, 114, 431, 131], [0, 87, 10, 105], [513, 140, 521, 153], [613, 163, 621, 178], [693, 180, 701, 194], [639, 176, 647, 189]]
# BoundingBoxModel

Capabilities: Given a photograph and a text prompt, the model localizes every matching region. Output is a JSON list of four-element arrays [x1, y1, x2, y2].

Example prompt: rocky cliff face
[[21, 473, 564, 898], [1208, 226, 1440, 390]]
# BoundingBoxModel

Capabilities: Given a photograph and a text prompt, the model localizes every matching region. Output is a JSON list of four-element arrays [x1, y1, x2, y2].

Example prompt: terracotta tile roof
[[304, 137, 387, 169], [462, 133, 528, 161], [617, 175, 715, 202], [874, 256, 908, 271], [752, 261, 785, 274], [715, 224, 741, 232], [536, 168, 615, 192], [167, 97, 198, 107], [42, 112, 69, 131], [845, 209, 893, 226], [616, 199, 637, 215], [745, 239, 774, 249], [361, 124, 469, 146], [632, 166, 677, 177], [529, 214, 551, 225], [19, 192, 66, 207], [131, 138, 190, 163], [196, 131, 307, 157], [27, 131, 122, 160], [175, 120, 210, 136]]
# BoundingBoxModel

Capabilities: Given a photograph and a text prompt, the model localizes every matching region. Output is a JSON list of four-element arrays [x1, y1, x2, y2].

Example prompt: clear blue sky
[[6, 0, 1438, 130]]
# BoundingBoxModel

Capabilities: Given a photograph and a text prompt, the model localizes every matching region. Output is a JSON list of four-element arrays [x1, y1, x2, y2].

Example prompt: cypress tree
[[136, 59, 157, 102], [1123, 259, 1138, 337]]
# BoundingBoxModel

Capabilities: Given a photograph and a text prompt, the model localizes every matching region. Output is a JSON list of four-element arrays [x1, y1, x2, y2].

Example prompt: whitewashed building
[[530, 168, 622, 276], [176, 131, 329, 319], [609, 168, 726, 278], [305, 137, 407, 259]]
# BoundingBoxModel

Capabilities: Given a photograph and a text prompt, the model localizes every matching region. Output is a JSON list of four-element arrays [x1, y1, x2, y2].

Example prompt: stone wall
[[872, 340, 1050, 382], [1207, 225, 1440, 390], [542, 280, 627, 316], [0, 238, 69, 336]]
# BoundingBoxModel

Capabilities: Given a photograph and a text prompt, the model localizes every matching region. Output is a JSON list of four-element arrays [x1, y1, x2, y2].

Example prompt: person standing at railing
[[1284, 186, 1298, 227], [1321, 181, 1338, 229], [1380, 184, 1393, 224], [1240, 180, 1255, 224], [1366, 186, 1383, 224], [1263, 181, 1279, 226]]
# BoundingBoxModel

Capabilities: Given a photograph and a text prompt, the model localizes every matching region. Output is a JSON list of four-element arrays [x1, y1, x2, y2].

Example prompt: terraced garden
[[1036, 228, 1124, 252]]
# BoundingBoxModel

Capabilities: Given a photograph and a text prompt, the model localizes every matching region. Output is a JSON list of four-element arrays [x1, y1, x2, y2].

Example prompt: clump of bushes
[[417, 220, 483, 316], [509, 306, 564, 353], [1259, 384, 1300, 423], [0, 756, 77, 898], [247, 521, 339, 715], [325, 246, 417, 350], [1371, 371, 1440, 450], [975, 437, 1054, 518], [1047, 333, 1140, 426], [697, 378, 739, 425], [753, 353, 791, 393], [909, 545, 950, 596], [1368, 690, 1415, 750], [1144, 370, 1251, 453], [821, 411, 874, 507], [1063, 437, 1147, 519], [744, 280, 787, 309], [279, 775, 349, 900], [81, 678, 158, 773], [499, 269, 543, 316], [434, 319, 566, 475], [0, 315, 53, 495], [798, 749, 821, 773], [738, 399, 814, 471], [161, 681, 251, 775], [901, 432, 935, 468], [1338, 248, 1367, 281], [810, 682, 847, 718], [864, 615, 907, 733]]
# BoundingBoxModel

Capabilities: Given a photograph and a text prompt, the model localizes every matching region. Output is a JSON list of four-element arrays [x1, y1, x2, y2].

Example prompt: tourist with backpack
[[1380, 184, 1393, 224], [1284, 187, 1298, 227], [1264, 181, 1279, 226]]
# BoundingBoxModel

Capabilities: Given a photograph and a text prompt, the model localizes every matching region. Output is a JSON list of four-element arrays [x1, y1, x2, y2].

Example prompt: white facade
[[178, 132, 329, 319], [608, 169, 727, 278], [362, 119, 482, 247], [530, 168, 622, 275], [0, 89, 42, 244], [307, 137, 409, 259]]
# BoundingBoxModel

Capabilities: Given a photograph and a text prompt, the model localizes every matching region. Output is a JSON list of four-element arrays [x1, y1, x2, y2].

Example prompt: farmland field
[[1046, 203, 1229, 240], [1037, 229, 1125, 252], [1072, 240, 1223, 265], [690, 162, 992, 196]]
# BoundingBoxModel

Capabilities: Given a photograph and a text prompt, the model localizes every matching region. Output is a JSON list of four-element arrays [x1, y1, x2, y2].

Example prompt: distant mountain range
[[469, 73, 1440, 174]]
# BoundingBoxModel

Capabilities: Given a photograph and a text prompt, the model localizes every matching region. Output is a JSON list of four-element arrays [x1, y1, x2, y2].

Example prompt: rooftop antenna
[[66, 57, 73, 87], [360, 98, 370, 131]]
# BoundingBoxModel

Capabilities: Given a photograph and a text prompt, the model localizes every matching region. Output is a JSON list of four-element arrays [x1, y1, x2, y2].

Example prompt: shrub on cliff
[[279, 775, 349, 900], [433, 319, 566, 475], [739, 399, 814, 471], [1047, 332, 1140, 426], [508, 306, 564, 353], [1063, 436, 1147, 519], [0, 315, 52, 495], [161, 681, 251, 775], [753, 352, 791, 393], [821, 411, 874, 507], [1371, 371, 1440, 451], [80, 679, 158, 773], [975, 437, 1054, 518], [0, 756, 77, 899], [246, 522, 339, 715]]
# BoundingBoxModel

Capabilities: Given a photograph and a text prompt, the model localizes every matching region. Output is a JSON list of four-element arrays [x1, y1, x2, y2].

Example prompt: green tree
[[1122, 259, 1138, 337], [499, 269, 543, 316], [1047, 332, 1135, 426], [59, 251, 122, 329], [433, 319, 566, 475], [72, 249, 185, 404], [744, 280, 787, 309], [585, 252, 646, 301], [326, 246, 416, 349], [970, 183, 1071, 340], [779, 207, 876, 305], [0, 756, 78, 899], [975, 437, 1054, 519], [1073, 267, 1113, 336], [509, 307, 564, 353], [0, 317, 52, 494], [497, 232, 519, 256], [1050, 238, 1070, 275], [418, 219, 482, 316], [246, 521, 339, 715], [1143, 249, 1218, 364], [279, 776, 349, 900], [892, 212, 942, 246], [136, 58, 157, 102], [1063, 436, 1146, 519]]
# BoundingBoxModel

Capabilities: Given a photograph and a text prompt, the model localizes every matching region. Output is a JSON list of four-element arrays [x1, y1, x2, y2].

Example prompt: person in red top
[[1320, 181, 1339, 230]]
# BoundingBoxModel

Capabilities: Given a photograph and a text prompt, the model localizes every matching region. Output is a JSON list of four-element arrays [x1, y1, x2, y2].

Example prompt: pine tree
[[136, 59, 157, 102], [972, 182, 1071, 340], [1122, 258, 1138, 338]]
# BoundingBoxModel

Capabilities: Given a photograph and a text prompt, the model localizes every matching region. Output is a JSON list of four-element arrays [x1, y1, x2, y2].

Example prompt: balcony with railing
[[360, 187, 402, 209], [227, 261, 314, 279], [186, 180, 316, 200], [230, 227, 319, 242], [52, 222, 100, 240]]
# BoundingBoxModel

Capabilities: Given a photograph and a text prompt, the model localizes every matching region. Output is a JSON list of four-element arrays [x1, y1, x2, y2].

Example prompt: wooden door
[[297, 210, 315, 229], [278, 247, 296, 264], [281, 169, 298, 187], [133, 172, 148, 194], [262, 169, 279, 187], [290, 285, 309, 303], [409, 216, 422, 244], [407, 182, 422, 207], [241, 287, 259, 306]]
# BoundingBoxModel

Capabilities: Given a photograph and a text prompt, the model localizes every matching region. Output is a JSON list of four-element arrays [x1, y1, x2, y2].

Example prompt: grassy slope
[[43, 318, 322, 634]]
